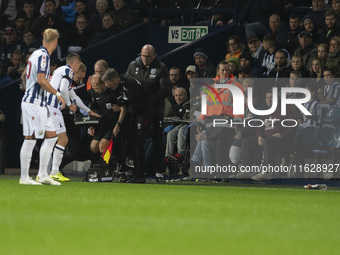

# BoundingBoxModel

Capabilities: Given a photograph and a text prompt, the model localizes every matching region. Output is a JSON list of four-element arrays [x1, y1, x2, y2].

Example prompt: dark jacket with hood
[[267, 61, 294, 88], [197, 60, 216, 78]]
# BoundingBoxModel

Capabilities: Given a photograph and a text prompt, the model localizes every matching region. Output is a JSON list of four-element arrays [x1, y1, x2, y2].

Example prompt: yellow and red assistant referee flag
[[101, 139, 113, 164]]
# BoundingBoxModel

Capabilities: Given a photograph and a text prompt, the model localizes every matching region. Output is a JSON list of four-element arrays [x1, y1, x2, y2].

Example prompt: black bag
[[85, 158, 120, 182], [86, 166, 114, 182]]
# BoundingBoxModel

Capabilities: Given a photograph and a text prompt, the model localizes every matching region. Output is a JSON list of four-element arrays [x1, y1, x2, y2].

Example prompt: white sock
[[51, 145, 65, 176], [20, 139, 37, 182], [37, 137, 57, 179], [47, 154, 52, 175]]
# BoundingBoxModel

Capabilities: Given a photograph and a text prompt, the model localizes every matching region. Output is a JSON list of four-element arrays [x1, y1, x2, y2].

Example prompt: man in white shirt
[[46, 53, 100, 181]]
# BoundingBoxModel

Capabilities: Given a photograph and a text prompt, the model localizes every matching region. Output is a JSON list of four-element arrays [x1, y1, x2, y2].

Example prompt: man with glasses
[[126, 44, 170, 182]]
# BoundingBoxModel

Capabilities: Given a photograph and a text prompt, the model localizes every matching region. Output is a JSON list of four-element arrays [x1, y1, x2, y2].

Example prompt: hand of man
[[69, 104, 77, 113], [195, 132, 207, 142], [258, 136, 265, 146], [57, 94, 66, 110], [113, 124, 120, 137], [88, 110, 101, 118], [7, 66, 14, 73]]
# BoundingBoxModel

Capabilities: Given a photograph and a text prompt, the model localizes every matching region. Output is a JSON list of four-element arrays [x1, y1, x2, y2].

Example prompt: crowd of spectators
[[0, 0, 141, 83], [0, 0, 242, 84]]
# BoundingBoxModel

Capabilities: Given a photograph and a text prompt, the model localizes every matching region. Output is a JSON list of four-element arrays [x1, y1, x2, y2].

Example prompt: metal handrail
[[147, 1, 238, 26]]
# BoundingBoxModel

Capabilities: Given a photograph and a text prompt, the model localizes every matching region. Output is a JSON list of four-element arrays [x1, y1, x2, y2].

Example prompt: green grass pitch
[[0, 176, 339, 255]]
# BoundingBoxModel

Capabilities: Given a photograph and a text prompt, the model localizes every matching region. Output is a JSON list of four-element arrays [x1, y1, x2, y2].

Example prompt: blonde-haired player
[[46, 54, 100, 181], [20, 28, 65, 185]]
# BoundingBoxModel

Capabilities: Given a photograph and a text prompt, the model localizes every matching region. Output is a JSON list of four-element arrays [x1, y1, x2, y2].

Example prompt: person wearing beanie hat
[[239, 51, 253, 68], [226, 57, 240, 76], [302, 13, 323, 43], [75, 0, 90, 17], [193, 48, 209, 60], [193, 47, 216, 78]]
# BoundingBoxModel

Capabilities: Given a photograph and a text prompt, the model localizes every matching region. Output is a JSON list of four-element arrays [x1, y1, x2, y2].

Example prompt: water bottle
[[69, 99, 77, 114], [304, 184, 327, 190]]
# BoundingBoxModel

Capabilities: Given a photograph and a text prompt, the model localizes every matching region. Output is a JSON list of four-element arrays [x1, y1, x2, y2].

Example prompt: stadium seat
[[312, 107, 340, 178]]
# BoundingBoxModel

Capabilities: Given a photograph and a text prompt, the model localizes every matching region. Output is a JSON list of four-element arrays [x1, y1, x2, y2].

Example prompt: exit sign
[[168, 26, 208, 43]]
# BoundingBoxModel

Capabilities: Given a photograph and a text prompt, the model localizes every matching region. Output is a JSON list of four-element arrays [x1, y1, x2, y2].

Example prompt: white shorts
[[21, 102, 54, 139], [47, 105, 66, 135]]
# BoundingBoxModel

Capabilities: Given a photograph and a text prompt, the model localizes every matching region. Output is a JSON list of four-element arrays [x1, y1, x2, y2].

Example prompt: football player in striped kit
[[20, 28, 66, 185], [46, 53, 100, 181]]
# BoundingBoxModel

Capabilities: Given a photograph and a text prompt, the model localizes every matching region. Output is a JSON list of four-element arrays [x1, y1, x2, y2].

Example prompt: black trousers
[[127, 115, 151, 178], [241, 136, 294, 166], [151, 110, 165, 173]]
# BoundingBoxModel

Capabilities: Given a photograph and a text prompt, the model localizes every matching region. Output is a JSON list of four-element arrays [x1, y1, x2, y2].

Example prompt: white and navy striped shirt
[[323, 81, 340, 105], [262, 49, 291, 77], [22, 47, 50, 106], [46, 65, 74, 110], [302, 100, 319, 126]]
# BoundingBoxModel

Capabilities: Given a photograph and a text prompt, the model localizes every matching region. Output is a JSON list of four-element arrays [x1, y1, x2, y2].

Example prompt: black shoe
[[113, 172, 130, 183], [155, 173, 165, 183], [126, 176, 146, 184]]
